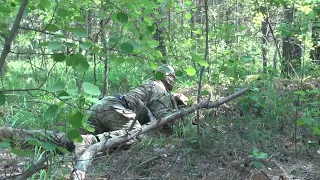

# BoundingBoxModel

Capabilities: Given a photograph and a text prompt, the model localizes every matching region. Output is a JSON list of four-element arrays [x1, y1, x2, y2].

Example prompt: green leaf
[[184, 67, 196, 76], [294, 91, 306, 96], [198, 59, 209, 67], [147, 24, 155, 33], [57, 147, 69, 154], [84, 125, 95, 133], [0, 93, 5, 106], [116, 12, 128, 23], [66, 53, 89, 72], [185, 12, 192, 20], [44, 105, 58, 121], [149, 61, 158, 70], [86, 97, 101, 104], [52, 54, 66, 62], [74, 16, 86, 22], [120, 42, 134, 54], [82, 82, 101, 96], [47, 41, 63, 50], [296, 117, 314, 126], [0, 6, 11, 14], [176, 70, 183, 77], [57, 9, 69, 17], [45, 24, 59, 32], [149, 40, 159, 48], [39, 0, 50, 10], [0, 142, 11, 148], [40, 143, 57, 151], [67, 27, 88, 38], [47, 81, 65, 92], [312, 127, 320, 135], [67, 128, 83, 143], [80, 42, 92, 50], [11, 148, 33, 157], [68, 111, 84, 128], [155, 71, 165, 80]]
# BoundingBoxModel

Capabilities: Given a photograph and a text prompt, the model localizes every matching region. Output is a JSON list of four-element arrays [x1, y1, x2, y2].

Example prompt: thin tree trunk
[[0, 0, 29, 73], [261, 17, 268, 73]]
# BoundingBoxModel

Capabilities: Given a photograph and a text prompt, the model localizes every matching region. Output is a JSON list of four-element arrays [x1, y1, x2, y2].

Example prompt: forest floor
[[0, 78, 319, 180]]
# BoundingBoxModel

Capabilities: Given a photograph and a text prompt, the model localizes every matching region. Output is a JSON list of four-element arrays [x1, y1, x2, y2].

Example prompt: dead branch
[[71, 87, 250, 180], [0, 154, 50, 180]]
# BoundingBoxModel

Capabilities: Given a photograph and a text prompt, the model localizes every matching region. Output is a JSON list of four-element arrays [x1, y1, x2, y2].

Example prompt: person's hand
[[173, 93, 189, 107]]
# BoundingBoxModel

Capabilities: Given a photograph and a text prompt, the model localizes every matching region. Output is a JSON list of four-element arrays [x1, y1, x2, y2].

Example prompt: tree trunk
[[310, 4, 320, 64], [282, 7, 301, 77], [261, 17, 268, 73]]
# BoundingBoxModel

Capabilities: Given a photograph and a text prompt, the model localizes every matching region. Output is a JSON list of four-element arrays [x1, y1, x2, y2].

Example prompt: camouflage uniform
[[0, 64, 179, 157]]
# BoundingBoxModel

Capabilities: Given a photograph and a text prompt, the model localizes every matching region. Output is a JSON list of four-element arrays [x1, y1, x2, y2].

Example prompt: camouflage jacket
[[123, 80, 175, 124]]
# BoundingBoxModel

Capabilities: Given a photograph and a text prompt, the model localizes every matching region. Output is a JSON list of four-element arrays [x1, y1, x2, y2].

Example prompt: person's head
[[156, 64, 176, 91]]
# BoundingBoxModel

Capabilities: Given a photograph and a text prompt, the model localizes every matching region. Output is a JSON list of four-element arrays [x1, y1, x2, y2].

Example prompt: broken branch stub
[[72, 87, 250, 180]]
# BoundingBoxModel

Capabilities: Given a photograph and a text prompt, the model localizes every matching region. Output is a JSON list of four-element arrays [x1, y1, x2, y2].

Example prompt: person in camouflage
[[0, 64, 187, 157]]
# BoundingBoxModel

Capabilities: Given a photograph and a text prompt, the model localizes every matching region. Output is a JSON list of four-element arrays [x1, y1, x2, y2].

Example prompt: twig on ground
[[0, 154, 50, 180], [271, 159, 291, 180]]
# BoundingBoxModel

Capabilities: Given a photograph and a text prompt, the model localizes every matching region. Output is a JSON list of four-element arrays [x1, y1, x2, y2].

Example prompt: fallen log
[[71, 87, 250, 180]]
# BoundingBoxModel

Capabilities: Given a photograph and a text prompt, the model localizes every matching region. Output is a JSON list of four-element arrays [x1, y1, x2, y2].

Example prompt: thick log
[[71, 87, 250, 180]]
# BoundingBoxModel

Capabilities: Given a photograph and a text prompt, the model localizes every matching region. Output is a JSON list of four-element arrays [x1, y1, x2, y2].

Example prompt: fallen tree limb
[[0, 154, 50, 180], [71, 87, 250, 180]]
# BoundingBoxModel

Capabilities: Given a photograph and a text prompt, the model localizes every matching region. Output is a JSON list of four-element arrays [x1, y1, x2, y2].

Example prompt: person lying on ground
[[0, 64, 188, 157]]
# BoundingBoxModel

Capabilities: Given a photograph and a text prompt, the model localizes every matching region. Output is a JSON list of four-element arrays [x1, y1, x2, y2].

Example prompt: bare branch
[[19, 26, 57, 35], [1, 154, 50, 180], [71, 87, 250, 180], [0, 0, 29, 73]]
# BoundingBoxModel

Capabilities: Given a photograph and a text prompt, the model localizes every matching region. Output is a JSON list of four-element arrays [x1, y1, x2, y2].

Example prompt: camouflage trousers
[[0, 96, 142, 157]]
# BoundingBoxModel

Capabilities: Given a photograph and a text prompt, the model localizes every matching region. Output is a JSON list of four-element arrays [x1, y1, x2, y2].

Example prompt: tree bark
[[71, 87, 250, 180], [261, 16, 268, 73], [282, 7, 301, 77]]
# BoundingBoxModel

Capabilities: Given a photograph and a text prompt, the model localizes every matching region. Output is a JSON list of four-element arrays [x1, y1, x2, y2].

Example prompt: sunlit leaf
[[184, 67, 196, 76], [44, 105, 58, 121], [120, 42, 134, 53], [185, 12, 191, 20], [0, 93, 5, 106], [116, 12, 128, 23], [52, 54, 66, 62], [67, 128, 83, 143], [47, 41, 63, 50], [149, 61, 158, 70], [47, 81, 65, 92], [82, 82, 101, 96], [294, 90, 306, 96], [198, 59, 209, 67]]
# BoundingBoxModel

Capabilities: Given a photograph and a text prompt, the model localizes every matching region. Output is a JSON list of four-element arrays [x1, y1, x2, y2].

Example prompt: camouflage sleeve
[[146, 81, 175, 120]]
